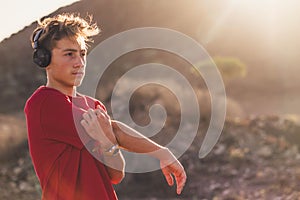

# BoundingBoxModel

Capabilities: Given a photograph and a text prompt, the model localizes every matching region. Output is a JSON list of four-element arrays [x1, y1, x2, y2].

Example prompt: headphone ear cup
[[33, 48, 51, 68]]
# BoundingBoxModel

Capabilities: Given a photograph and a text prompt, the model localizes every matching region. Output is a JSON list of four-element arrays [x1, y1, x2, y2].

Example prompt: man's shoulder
[[25, 86, 67, 109], [28, 86, 60, 101]]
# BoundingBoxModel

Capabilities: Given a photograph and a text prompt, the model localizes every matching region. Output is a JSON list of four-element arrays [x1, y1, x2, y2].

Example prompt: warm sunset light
[[202, 0, 299, 43], [1, 1, 300, 199]]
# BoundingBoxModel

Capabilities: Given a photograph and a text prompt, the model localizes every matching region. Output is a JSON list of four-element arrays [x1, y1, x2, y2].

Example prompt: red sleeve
[[40, 93, 92, 149]]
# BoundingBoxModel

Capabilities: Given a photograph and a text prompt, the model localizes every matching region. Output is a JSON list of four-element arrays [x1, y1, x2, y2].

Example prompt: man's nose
[[74, 56, 86, 68]]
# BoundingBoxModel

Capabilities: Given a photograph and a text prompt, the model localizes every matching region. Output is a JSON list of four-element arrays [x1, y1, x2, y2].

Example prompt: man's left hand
[[160, 155, 187, 195]]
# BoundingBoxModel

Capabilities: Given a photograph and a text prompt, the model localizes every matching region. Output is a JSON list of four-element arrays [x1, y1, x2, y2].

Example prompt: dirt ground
[[1, 114, 300, 200]]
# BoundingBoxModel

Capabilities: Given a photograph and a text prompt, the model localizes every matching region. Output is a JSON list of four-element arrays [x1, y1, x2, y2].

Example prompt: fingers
[[162, 167, 174, 186], [174, 168, 187, 195], [80, 119, 89, 129], [81, 108, 116, 145], [82, 109, 97, 122], [81, 109, 98, 131], [95, 107, 112, 127], [88, 109, 97, 121], [161, 160, 187, 195], [96, 105, 111, 120], [82, 112, 91, 122], [83, 108, 109, 124]]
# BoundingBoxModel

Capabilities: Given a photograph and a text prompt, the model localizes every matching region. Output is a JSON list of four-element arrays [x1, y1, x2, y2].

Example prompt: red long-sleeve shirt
[[24, 86, 118, 200]]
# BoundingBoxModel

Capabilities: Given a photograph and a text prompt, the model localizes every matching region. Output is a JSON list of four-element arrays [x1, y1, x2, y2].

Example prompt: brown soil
[[1, 115, 300, 200]]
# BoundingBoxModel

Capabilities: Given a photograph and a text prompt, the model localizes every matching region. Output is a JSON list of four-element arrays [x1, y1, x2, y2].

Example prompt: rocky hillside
[[1, 114, 300, 199], [1, 1, 300, 199], [0, 0, 299, 116]]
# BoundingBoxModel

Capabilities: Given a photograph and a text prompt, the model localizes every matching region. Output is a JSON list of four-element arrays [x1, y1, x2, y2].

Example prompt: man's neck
[[46, 82, 77, 97]]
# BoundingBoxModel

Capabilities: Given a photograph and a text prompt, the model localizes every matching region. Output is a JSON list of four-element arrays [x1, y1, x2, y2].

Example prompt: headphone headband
[[33, 28, 44, 49]]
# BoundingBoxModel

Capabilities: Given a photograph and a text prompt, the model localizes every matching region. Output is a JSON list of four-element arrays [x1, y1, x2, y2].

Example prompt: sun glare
[[201, 0, 299, 45]]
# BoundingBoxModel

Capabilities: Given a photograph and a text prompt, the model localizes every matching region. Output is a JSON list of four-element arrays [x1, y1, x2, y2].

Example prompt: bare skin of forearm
[[111, 120, 187, 194], [83, 108, 186, 192], [112, 120, 173, 160]]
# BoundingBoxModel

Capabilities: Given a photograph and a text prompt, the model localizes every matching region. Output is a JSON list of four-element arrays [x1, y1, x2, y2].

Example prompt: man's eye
[[65, 52, 73, 57], [81, 51, 87, 57]]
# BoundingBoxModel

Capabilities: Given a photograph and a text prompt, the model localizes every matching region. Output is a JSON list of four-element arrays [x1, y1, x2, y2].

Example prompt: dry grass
[[0, 113, 27, 161]]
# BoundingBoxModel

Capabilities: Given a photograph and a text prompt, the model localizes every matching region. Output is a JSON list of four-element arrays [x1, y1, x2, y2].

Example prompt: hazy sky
[[1, 0, 299, 43], [0, 0, 78, 42]]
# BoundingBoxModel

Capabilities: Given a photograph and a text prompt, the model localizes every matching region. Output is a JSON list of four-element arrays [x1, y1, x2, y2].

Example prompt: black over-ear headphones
[[33, 28, 51, 68]]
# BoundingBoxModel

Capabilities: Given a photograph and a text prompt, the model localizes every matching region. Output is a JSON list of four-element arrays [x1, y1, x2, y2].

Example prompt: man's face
[[46, 37, 87, 89]]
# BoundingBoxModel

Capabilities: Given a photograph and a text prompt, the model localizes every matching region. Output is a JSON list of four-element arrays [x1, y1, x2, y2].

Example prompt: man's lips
[[72, 71, 84, 75]]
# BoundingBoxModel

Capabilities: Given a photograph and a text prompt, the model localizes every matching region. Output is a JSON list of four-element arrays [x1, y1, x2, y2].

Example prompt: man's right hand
[[80, 107, 117, 148]]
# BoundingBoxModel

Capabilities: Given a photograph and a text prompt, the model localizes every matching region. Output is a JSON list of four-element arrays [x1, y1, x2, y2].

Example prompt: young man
[[24, 13, 186, 200]]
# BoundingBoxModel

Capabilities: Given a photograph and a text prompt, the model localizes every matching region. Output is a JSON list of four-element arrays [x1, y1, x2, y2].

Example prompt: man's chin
[[75, 82, 82, 87], [74, 78, 84, 86]]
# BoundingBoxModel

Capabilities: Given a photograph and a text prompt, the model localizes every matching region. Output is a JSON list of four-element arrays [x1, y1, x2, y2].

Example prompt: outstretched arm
[[111, 120, 187, 195]]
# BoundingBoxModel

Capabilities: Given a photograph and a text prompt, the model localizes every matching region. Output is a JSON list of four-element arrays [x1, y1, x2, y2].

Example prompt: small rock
[[0, 167, 8, 175], [256, 146, 273, 158], [13, 167, 22, 175], [284, 145, 299, 158], [9, 181, 17, 189], [19, 181, 33, 192], [214, 144, 226, 156]]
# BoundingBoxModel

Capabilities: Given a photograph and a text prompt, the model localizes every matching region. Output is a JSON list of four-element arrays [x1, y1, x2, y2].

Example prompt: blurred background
[[1, 0, 300, 199]]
